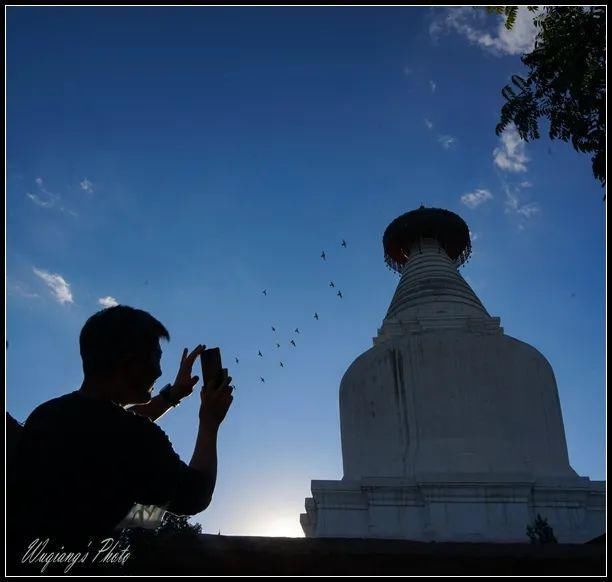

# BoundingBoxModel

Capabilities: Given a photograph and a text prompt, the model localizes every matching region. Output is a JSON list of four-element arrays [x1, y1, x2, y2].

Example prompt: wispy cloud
[[98, 296, 119, 308], [26, 192, 54, 208], [504, 182, 540, 227], [36, 177, 58, 198], [438, 135, 457, 149], [430, 6, 539, 56], [461, 189, 493, 209], [26, 177, 59, 208], [424, 118, 434, 130], [33, 268, 74, 304], [493, 124, 529, 172], [429, 80, 437, 93], [59, 207, 79, 218], [7, 281, 40, 299], [80, 178, 94, 193], [469, 230, 480, 242], [25, 177, 77, 216], [516, 204, 540, 218]]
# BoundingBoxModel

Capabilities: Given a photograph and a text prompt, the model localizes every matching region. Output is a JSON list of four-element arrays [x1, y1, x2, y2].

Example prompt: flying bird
[[280, 362, 284, 368], [271, 326, 276, 332], [260, 377, 265, 383], [329, 281, 335, 288], [258, 350, 263, 357], [262, 289, 267, 296], [235, 357, 239, 364], [290, 340, 296, 347], [314, 312, 319, 320], [294, 328, 300, 334], [337, 291, 343, 299], [341, 239, 347, 248], [276, 342, 281, 348], [320, 251, 326, 260]]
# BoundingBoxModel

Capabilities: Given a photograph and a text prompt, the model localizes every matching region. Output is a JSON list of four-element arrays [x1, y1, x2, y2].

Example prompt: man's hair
[[80, 305, 170, 378]]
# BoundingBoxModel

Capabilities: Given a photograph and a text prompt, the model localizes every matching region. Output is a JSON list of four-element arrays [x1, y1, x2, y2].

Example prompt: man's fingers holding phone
[[199, 373, 234, 426], [215, 371, 232, 392]]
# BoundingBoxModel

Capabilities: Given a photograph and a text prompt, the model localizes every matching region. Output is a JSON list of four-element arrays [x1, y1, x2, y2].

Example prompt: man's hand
[[199, 370, 233, 428], [171, 344, 206, 401]]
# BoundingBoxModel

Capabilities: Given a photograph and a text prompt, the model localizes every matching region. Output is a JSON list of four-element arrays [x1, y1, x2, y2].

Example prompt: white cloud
[[59, 207, 79, 218], [98, 296, 119, 308], [35, 177, 57, 198], [33, 268, 74, 304], [491, 8, 540, 55], [26, 192, 54, 208], [80, 178, 94, 193], [424, 118, 434, 130], [7, 281, 40, 299], [430, 6, 539, 56], [520, 180, 533, 188], [429, 17, 444, 41], [25, 177, 65, 210], [429, 80, 437, 93], [438, 135, 456, 149], [493, 124, 529, 172], [25, 176, 78, 216], [505, 188, 520, 211], [461, 189, 493, 209], [504, 183, 540, 225], [515, 202, 540, 218]]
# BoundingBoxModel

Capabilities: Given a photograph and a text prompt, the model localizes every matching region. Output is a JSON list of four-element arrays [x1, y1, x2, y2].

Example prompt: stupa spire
[[385, 238, 487, 320], [378, 207, 497, 341]]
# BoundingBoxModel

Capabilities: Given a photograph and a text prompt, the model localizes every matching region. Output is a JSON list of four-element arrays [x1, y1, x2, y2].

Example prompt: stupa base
[[301, 476, 605, 543]]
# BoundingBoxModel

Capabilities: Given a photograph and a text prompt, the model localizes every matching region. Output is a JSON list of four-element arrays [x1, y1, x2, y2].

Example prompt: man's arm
[[167, 371, 233, 515], [129, 386, 179, 422], [176, 422, 219, 511]]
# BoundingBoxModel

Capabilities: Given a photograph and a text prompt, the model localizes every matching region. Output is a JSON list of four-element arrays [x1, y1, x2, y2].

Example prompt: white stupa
[[301, 207, 604, 543]]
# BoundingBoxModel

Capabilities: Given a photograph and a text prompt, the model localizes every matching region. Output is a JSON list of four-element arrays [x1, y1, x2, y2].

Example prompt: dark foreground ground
[[10, 534, 604, 576], [117, 534, 605, 576]]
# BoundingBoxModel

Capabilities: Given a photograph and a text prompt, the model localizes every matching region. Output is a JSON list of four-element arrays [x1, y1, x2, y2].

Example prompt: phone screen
[[201, 347, 223, 387]]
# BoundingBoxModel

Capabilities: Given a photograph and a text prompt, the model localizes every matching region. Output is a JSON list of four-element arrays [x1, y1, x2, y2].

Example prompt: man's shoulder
[[24, 392, 170, 444], [25, 392, 123, 429], [25, 392, 78, 424]]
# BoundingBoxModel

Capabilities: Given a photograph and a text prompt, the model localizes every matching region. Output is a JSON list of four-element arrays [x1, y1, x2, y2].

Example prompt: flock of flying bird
[[235, 239, 348, 383]]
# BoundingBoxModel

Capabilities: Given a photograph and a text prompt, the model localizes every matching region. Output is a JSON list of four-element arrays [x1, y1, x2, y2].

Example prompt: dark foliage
[[526, 514, 558, 544], [493, 7, 605, 186], [119, 513, 204, 573]]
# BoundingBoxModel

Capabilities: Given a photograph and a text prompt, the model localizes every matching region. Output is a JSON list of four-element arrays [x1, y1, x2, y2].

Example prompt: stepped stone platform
[[119, 534, 605, 576]]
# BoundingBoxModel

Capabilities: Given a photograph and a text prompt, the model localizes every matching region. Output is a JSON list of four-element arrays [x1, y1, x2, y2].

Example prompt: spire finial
[[383, 207, 472, 273]]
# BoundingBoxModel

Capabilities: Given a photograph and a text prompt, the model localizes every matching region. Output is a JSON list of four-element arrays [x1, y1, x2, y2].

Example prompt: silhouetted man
[[8, 305, 233, 573]]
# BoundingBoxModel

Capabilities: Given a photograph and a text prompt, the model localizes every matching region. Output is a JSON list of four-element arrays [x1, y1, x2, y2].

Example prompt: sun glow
[[249, 514, 305, 538]]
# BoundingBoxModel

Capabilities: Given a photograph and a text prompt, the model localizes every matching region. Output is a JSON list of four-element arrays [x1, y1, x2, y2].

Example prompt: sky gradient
[[6, 7, 606, 537]]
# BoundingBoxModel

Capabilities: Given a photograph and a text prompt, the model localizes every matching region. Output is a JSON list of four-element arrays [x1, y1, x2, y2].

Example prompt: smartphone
[[201, 347, 224, 388]]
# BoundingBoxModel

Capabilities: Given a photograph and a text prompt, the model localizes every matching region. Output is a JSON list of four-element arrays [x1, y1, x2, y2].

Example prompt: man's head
[[79, 305, 170, 404]]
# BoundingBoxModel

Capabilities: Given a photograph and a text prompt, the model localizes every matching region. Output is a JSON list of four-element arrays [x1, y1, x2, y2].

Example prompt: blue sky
[[6, 7, 605, 537]]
